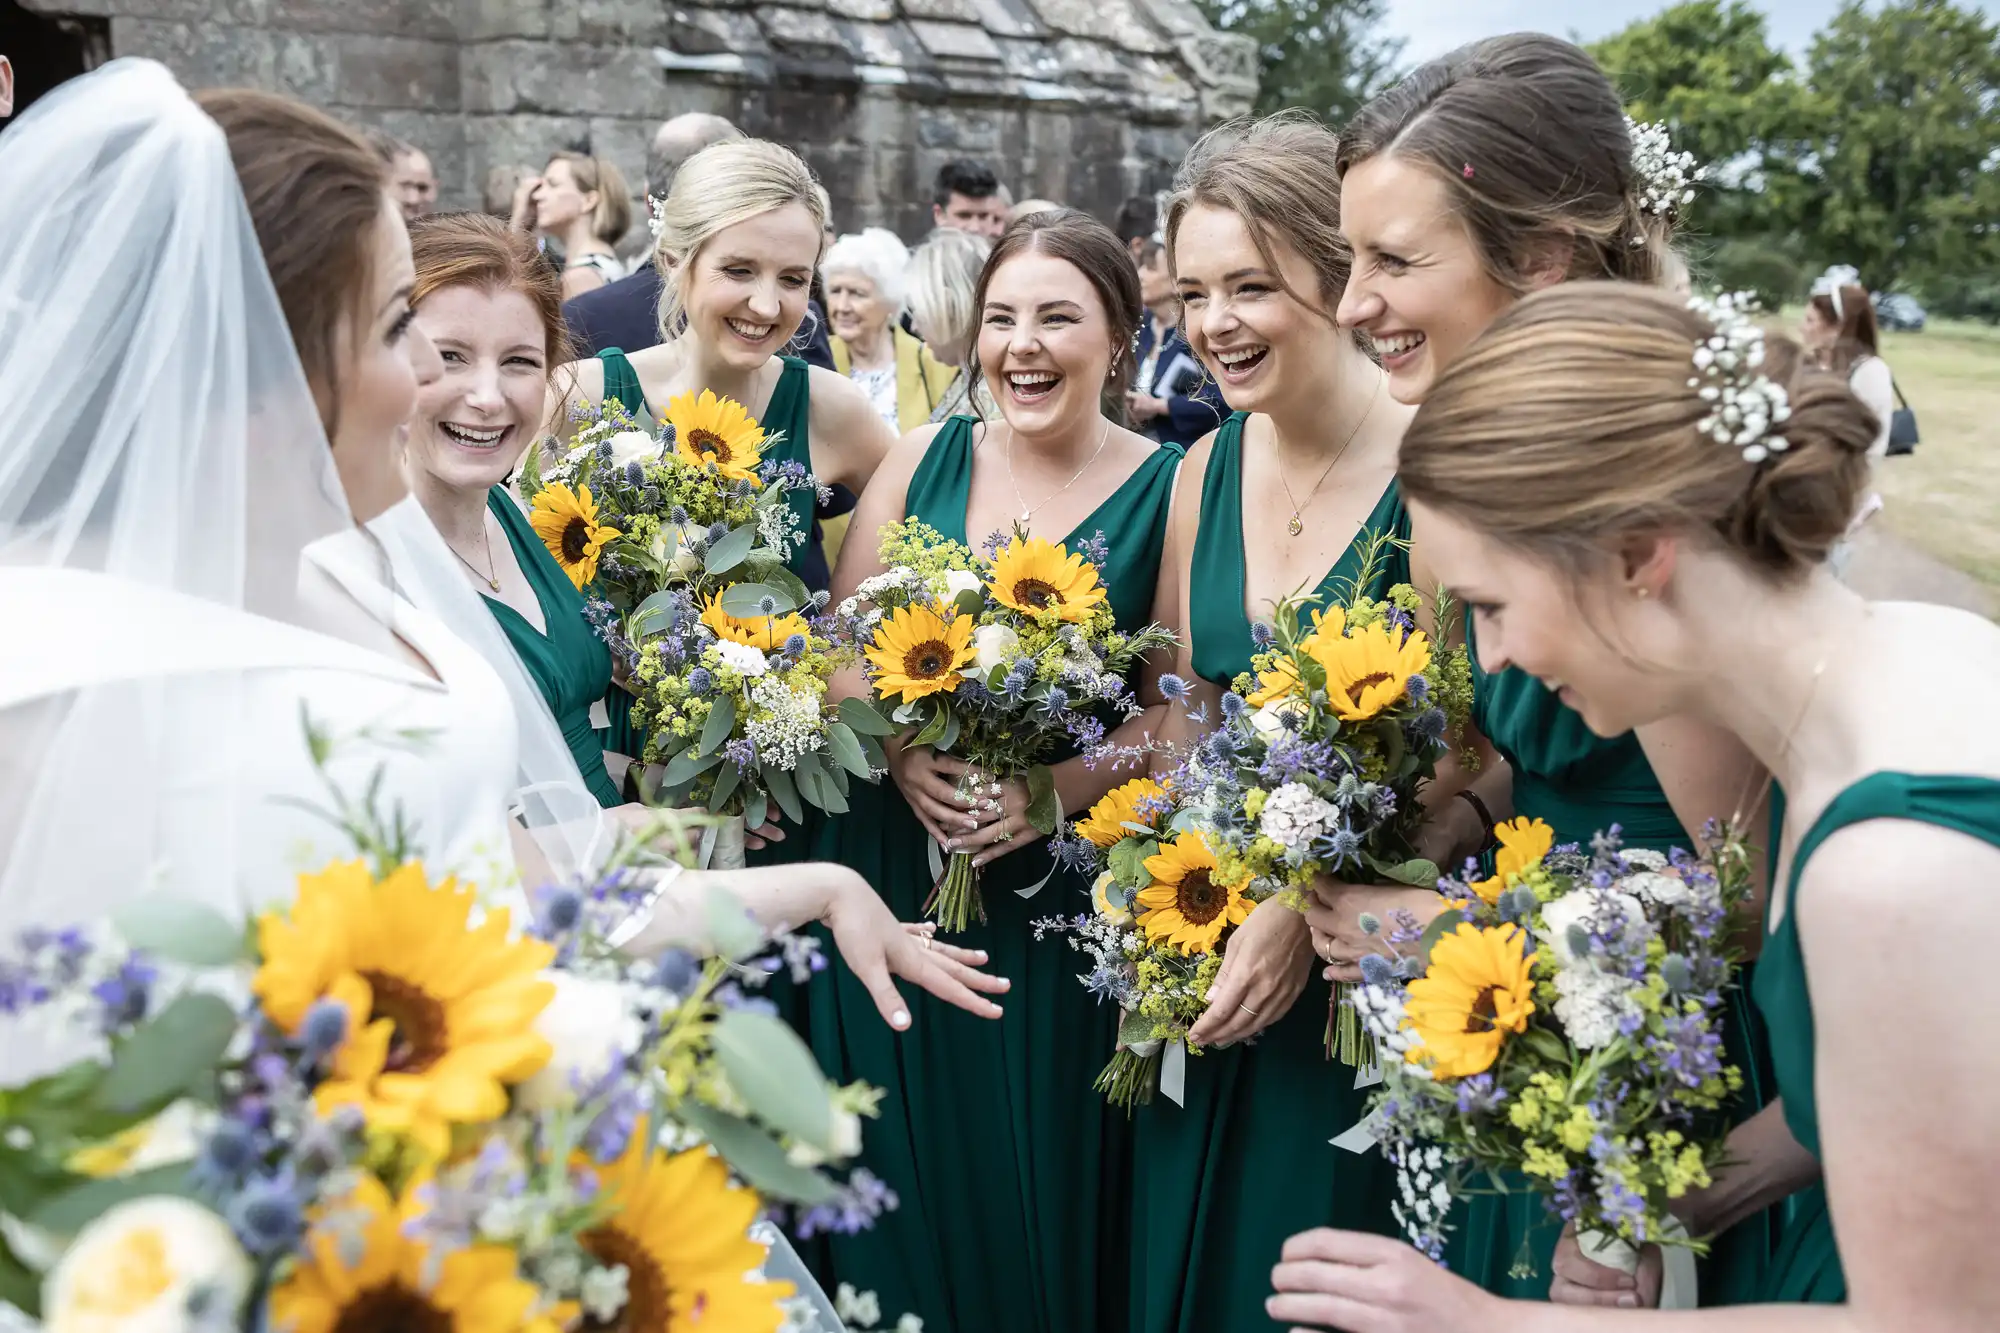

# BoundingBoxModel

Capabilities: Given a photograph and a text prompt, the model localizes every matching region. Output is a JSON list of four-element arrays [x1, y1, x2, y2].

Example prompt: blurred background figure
[[826, 227, 956, 434], [365, 128, 437, 221], [906, 226, 994, 424], [1115, 193, 1159, 261], [0, 0, 96, 127], [1009, 197, 1060, 224], [1127, 237, 1226, 443], [932, 158, 1008, 238], [0, 51, 12, 119], [1804, 266, 1898, 460], [483, 163, 533, 219], [518, 150, 631, 299]]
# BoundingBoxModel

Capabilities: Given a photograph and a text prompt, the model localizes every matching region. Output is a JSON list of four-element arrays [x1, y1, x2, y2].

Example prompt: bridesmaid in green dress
[[1303, 34, 1776, 1304], [1128, 115, 1416, 1333], [807, 209, 1179, 1333], [1267, 280, 2000, 1333]]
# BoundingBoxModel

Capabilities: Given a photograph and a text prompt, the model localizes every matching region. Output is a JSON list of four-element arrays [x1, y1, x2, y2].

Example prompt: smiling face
[[1336, 155, 1519, 405], [825, 268, 892, 347], [674, 202, 819, 371], [1172, 202, 1341, 415], [531, 158, 593, 235], [408, 283, 549, 496], [977, 249, 1114, 434]]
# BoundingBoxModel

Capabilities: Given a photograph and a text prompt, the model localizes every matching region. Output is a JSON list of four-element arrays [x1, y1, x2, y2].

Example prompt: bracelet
[[1454, 788, 1498, 855], [603, 863, 686, 954]]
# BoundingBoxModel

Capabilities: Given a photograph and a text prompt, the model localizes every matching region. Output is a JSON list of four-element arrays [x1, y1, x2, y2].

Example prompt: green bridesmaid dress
[[1129, 412, 1405, 1333], [484, 488, 621, 808], [1758, 773, 2000, 1302], [1451, 620, 1775, 1303], [804, 415, 1183, 1333]]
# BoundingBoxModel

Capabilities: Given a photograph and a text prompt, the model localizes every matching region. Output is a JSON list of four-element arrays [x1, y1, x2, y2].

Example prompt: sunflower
[[700, 592, 811, 652], [666, 389, 765, 485], [269, 1173, 565, 1333], [1137, 832, 1254, 955], [253, 861, 556, 1159], [1308, 620, 1432, 722], [1244, 608, 1346, 707], [1075, 777, 1169, 848], [1402, 921, 1537, 1079], [986, 536, 1107, 623], [864, 603, 976, 703], [1467, 817, 1556, 906], [531, 482, 621, 589], [578, 1124, 794, 1333]]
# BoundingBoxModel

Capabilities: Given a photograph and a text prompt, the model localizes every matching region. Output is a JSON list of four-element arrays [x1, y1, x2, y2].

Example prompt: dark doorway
[[1, 1, 109, 125]]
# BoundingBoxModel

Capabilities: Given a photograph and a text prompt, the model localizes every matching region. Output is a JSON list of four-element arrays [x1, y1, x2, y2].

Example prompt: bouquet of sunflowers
[[1350, 821, 1750, 1299], [1041, 778, 1268, 1111], [0, 750, 885, 1332], [1180, 538, 1473, 1064], [836, 520, 1177, 932]]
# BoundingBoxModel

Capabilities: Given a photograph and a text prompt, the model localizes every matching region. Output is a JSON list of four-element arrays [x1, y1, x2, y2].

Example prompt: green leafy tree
[[1198, 0, 1406, 124], [1589, 0, 1799, 173]]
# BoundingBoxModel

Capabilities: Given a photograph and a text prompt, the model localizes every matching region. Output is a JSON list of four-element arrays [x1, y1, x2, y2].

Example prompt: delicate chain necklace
[[451, 523, 502, 593], [1726, 648, 1832, 833], [1005, 418, 1112, 526], [1277, 373, 1383, 537]]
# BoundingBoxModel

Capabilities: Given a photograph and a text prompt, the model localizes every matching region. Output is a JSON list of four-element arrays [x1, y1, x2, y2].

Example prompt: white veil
[[0, 59, 613, 929]]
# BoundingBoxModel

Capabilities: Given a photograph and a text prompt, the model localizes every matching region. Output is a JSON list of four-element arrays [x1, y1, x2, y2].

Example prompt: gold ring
[[1238, 1002, 1259, 1018]]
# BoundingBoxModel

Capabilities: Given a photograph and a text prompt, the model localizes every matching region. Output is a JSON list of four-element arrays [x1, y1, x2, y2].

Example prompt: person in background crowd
[[482, 163, 532, 219], [0, 51, 13, 119], [1115, 193, 1159, 260], [1803, 270, 1896, 460], [905, 226, 994, 423], [932, 158, 1008, 238], [520, 151, 631, 299], [1127, 236, 1227, 443], [1010, 197, 1060, 223], [826, 227, 957, 434], [366, 129, 437, 221]]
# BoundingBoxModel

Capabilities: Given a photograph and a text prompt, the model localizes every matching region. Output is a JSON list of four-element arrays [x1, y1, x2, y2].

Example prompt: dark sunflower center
[[1463, 985, 1501, 1035], [1175, 870, 1225, 925], [903, 638, 952, 679], [359, 970, 447, 1075], [1350, 670, 1395, 695], [1010, 577, 1061, 609], [581, 1228, 668, 1331], [560, 516, 591, 563], [688, 428, 729, 464], [331, 1283, 451, 1333]]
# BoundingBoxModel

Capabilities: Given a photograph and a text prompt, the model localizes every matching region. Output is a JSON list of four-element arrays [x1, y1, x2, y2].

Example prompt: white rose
[[606, 428, 661, 469], [712, 639, 769, 678], [44, 1197, 251, 1333], [1537, 889, 1648, 970], [940, 568, 984, 601], [515, 973, 645, 1113], [971, 623, 1019, 672], [650, 522, 705, 578], [786, 1106, 864, 1169], [1247, 699, 1305, 743]]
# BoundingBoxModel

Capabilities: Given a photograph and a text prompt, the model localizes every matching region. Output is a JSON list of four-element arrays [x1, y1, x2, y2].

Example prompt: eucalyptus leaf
[[677, 1104, 839, 1206], [951, 588, 986, 619], [697, 694, 737, 758], [742, 788, 769, 834], [827, 723, 871, 780], [707, 761, 743, 813], [711, 1009, 836, 1149], [1377, 858, 1442, 889], [767, 565, 814, 612], [703, 524, 757, 575], [1024, 765, 1060, 836], [765, 766, 804, 825], [837, 695, 897, 738], [111, 896, 247, 967], [936, 706, 962, 754], [705, 886, 766, 963], [27, 1163, 197, 1235], [628, 589, 682, 639], [891, 701, 923, 726], [1519, 1026, 1571, 1065], [719, 582, 797, 617], [911, 705, 949, 750], [92, 993, 236, 1116], [813, 771, 850, 815], [856, 732, 888, 774], [1414, 908, 1469, 969], [662, 748, 724, 789], [0, 1228, 40, 1318]]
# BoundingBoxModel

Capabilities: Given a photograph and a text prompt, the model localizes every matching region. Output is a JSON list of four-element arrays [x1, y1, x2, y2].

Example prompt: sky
[[1381, 0, 2000, 65]]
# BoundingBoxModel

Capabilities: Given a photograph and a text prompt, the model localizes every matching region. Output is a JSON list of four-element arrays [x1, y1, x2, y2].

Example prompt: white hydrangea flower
[[836, 1284, 882, 1328], [1552, 967, 1639, 1050], [1259, 781, 1337, 856], [712, 639, 769, 678], [1538, 888, 1649, 970], [747, 676, 825, 771], [1619, 848, 1669, 871], [1626, 870, 1692, 908]]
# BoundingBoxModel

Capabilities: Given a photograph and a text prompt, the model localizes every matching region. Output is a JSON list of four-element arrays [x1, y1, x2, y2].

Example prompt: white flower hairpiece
[[647, 194, 667, 242], [1685, 291, 1791, 464], [1627, 117, 1706, 244]]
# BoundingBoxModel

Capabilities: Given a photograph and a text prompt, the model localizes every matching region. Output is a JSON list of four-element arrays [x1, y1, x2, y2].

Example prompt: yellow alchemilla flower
[[700, 592, 810, 652], [252, 861, 556, 1158], [667, 388, 765, 485], [1075, 777, 1168, 848], [269, 1174, 552, 1333], [1137, 832, 1253, 955], [1308, 620, 1431, 722], [986, 535, 1106, 623], [1467, 817, 1556, 905], [1401, 921, 1537, 1079], [583, 1126, 795, 1333], [530, 481, 620, 589], [864, 603, 976, 703]]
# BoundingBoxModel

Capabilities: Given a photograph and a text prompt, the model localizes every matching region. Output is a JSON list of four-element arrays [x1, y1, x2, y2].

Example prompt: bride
[[0, 60, 1001, 1097]]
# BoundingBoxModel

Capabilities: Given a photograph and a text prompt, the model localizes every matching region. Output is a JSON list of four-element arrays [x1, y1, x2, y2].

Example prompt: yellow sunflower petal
[[864, 603, 977, 703], [1402, 922, 1537, 1079], [986, 535, 1107, 623], [667, 389, 766, 486], [701, 592, 811, 652], [1136, 832, 1250, 956], [1076, 778, 1169, 848], [530, 481, 621, 589]]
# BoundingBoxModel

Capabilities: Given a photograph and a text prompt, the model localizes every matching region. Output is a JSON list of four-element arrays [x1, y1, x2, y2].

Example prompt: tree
[[1197, 0, 1405, 125]]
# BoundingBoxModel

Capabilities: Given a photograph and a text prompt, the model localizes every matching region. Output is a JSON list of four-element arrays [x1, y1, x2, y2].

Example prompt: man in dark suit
[[1127, 240, 1228, 443]]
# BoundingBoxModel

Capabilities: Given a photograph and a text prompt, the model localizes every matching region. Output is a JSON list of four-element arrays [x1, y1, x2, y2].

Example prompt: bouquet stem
[[1326, 981, 1378, 1068], [1094, 1047, 1160, 1114], [924, 850, 984, 933]]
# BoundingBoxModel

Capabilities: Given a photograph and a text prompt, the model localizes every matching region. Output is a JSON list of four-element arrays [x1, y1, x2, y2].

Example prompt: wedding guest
[[528, 151, 631, 299], [825, 227, 957, 434], [1127, 237, 1226, 443], [905, 225, 994, 423], [483, 162, 533, 219], [1115, 193, 1158, 259], [0, 51, 12, 119], [932, 158, 1008, 238], [1802, 273, 1896, 460], [366, 129, 437, 221], [1009, 197, 1060, 223]]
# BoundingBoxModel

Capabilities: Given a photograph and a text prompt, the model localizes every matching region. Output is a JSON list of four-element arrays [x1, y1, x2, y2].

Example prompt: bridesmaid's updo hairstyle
[[1336, 34, 1672, 292], [194, 89, 387, 434], [652, 138, 827, 341], [971, 207, 1144, 420], [1399, 283, 1875, 581], [409, 212, 575, 380], [1163, 111, 1352, 322]]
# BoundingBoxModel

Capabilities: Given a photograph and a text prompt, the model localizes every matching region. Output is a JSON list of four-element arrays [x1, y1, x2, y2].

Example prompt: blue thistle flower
[[706, 521, 729, 543], [782, 633, 807, 656], [298, 998, 348, 1065], [1158, 672, 1190, 702], [1249, 621, 1276, 647], [660, 423, 678, 446], [1358, 953, 1395, 987], [1043, 685, 1070, 713], [642, 485, 662, 507], [227, 1172, 306, 1256], [687, 666, 714, 694], [670, 504, 690, 524], [654, 947, 700, 996], [624, 460, 646, 487], [194, 1119, 259, 1191], [758, 595, 778, 616], [1219, 692, 1247, 722], [1405, 673, 1431, 704]]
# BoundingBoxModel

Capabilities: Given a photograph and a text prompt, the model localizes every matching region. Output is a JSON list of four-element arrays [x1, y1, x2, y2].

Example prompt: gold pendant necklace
[[1006, 419, 1112, 526], [1279, 373, 1383, 536], [452, 526, 502, 592]]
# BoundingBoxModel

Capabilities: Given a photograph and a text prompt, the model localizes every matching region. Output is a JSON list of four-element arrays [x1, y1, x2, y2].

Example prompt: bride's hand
[[821, 869, 1008, 1029], [1186, 897, 1314, 1046]]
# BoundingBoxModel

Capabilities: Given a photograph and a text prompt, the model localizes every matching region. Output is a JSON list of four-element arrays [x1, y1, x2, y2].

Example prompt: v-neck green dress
[[803, 415, 1182, 1333], [1451, 621, 1776, 1303], [1130, 411, 1406, 1333], [1757, 772, 2000, 1304], [485, 487, 620, 808]]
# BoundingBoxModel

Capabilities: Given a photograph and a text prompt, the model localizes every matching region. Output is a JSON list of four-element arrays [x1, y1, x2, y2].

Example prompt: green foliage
[[1197, 0, 1405, 121], [1699, 237, 1805, 308], [1590, 0, 1800, 173]]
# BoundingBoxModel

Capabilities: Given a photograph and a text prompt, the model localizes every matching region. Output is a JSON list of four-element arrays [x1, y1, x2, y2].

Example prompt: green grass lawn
[[1870, 318, 2000, 595]]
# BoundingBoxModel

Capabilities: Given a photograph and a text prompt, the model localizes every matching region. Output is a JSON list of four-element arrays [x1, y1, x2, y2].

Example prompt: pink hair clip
[[1462, 162, 1475, 179]]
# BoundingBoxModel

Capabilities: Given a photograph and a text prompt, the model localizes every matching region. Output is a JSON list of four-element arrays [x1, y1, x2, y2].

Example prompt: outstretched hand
[[822, 874, 1009, 1029], [1268, 1229, 1499, 1333]]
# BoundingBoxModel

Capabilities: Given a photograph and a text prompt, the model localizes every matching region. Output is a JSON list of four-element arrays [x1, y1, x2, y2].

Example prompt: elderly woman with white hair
[[826, 226, 957, 433]]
